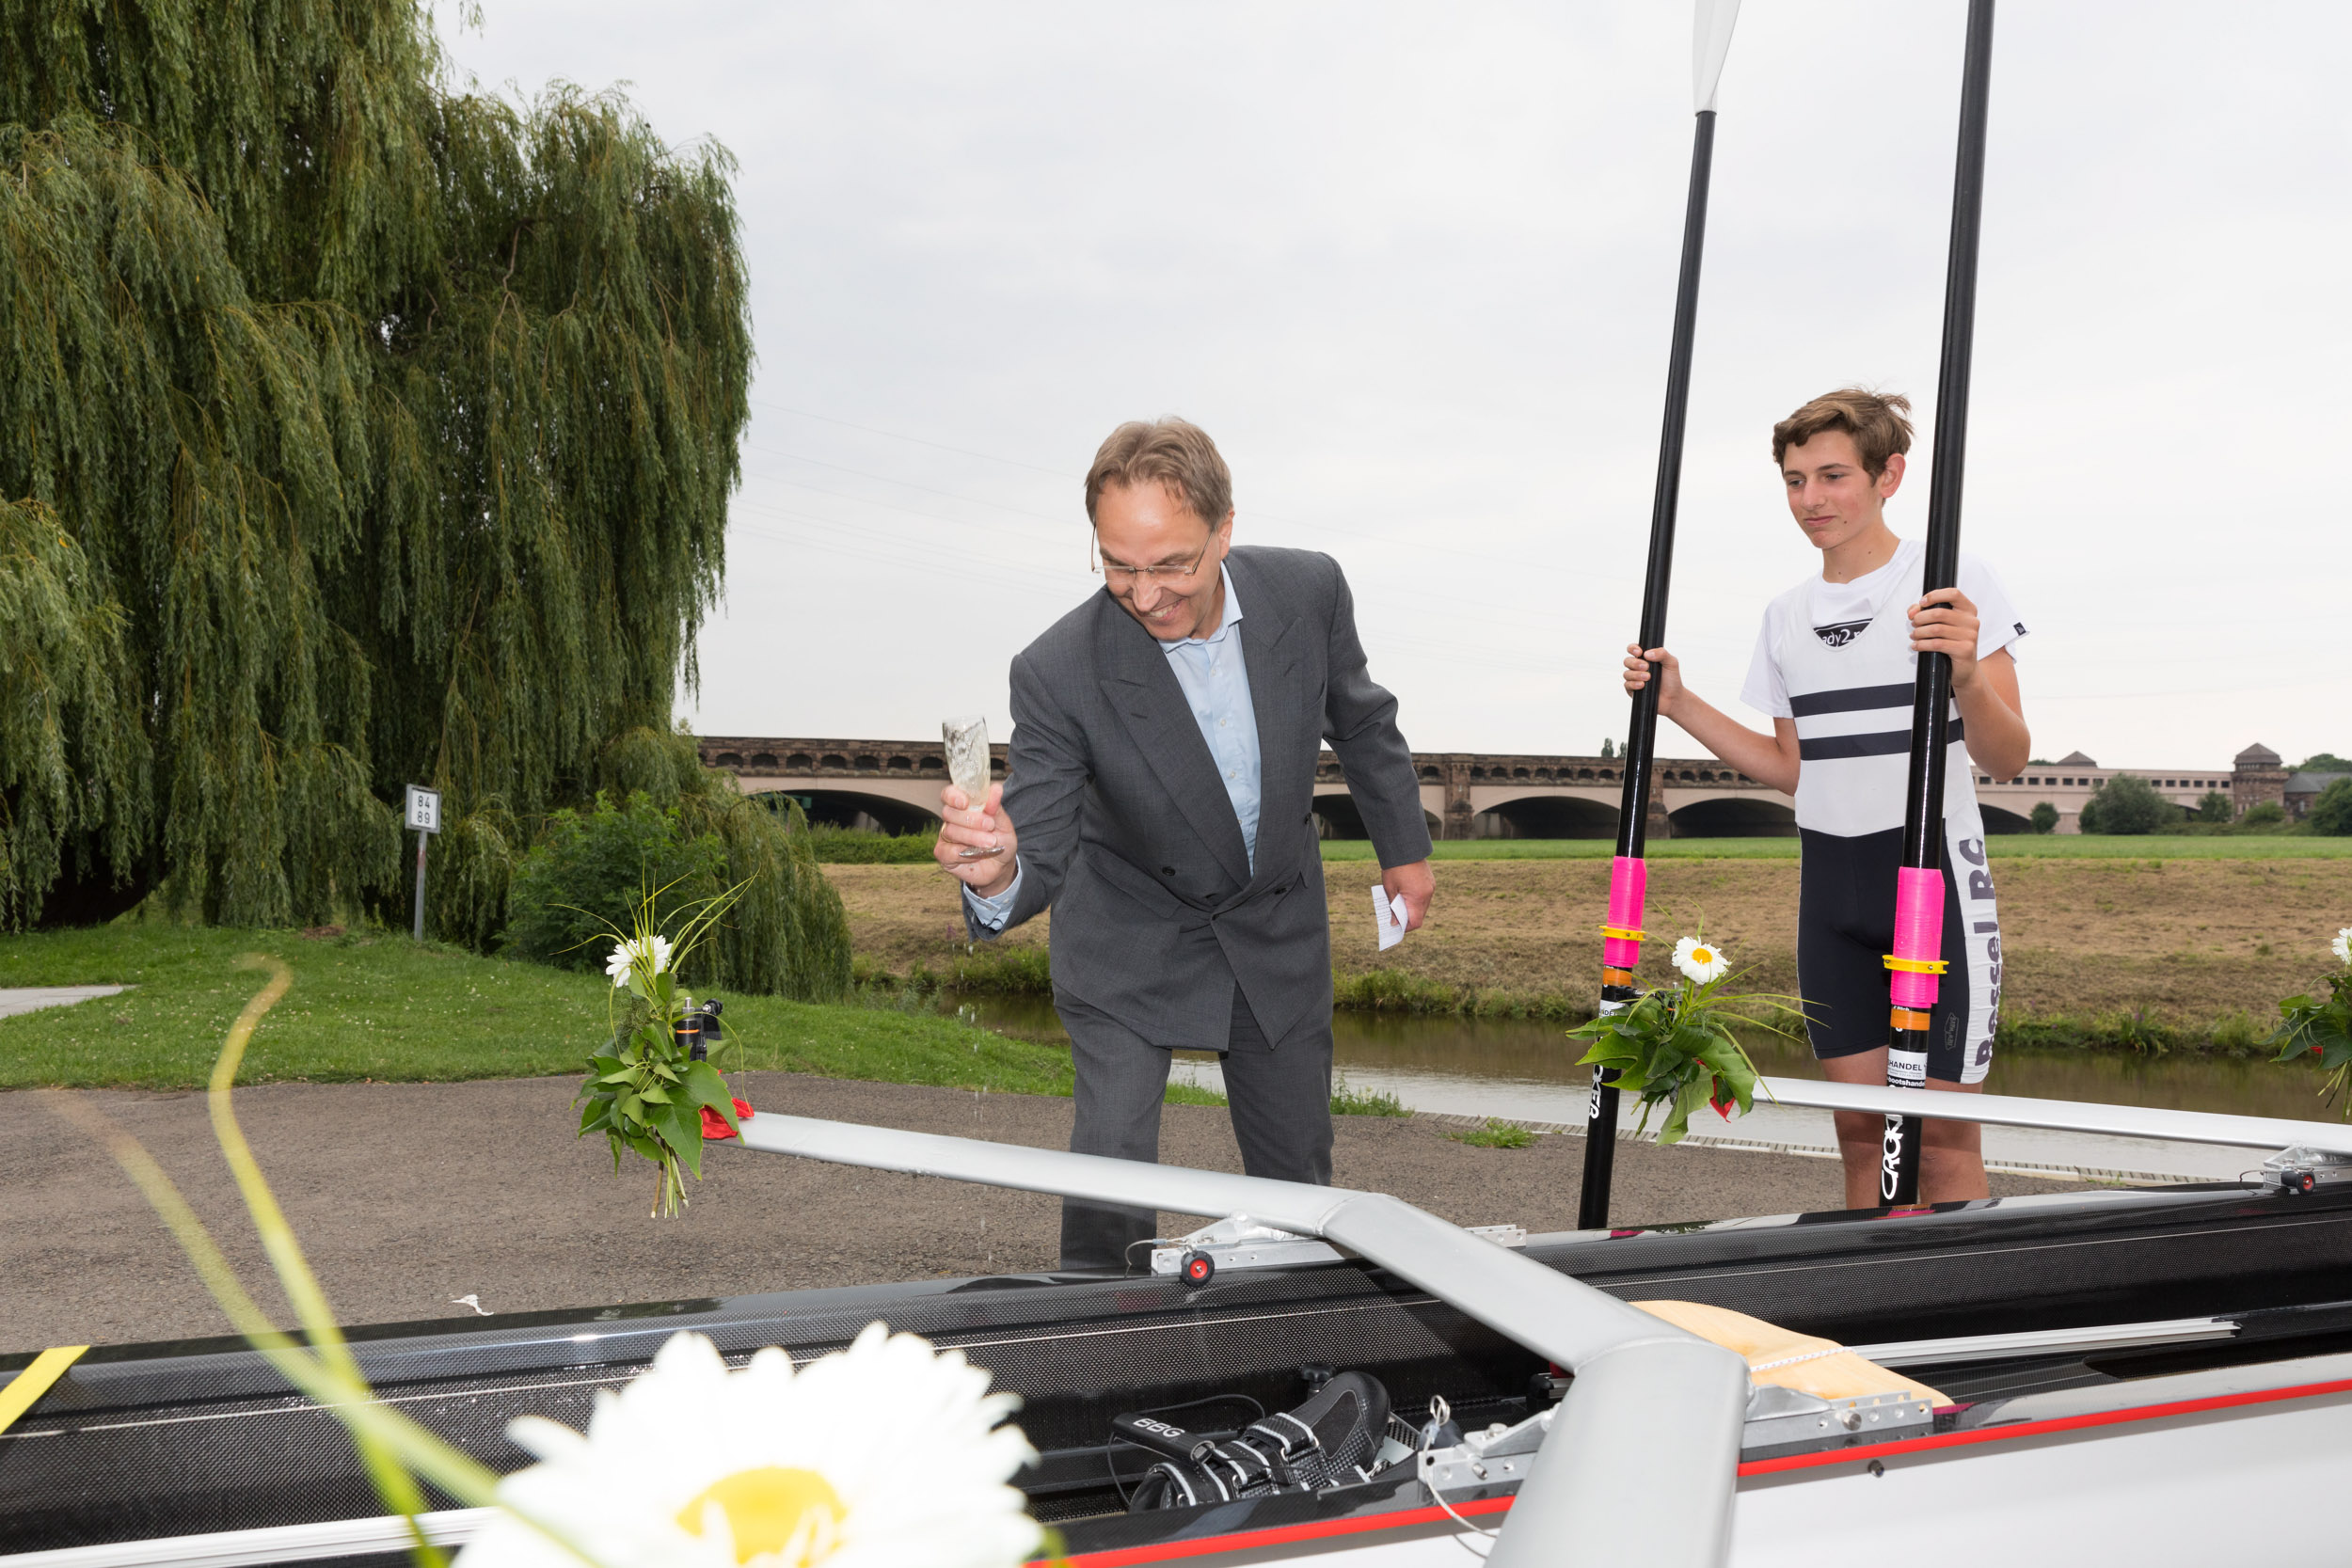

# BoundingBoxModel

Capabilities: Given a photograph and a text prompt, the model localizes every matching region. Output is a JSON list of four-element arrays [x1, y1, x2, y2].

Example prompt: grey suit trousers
[[1056, 990, 1335, 1273]]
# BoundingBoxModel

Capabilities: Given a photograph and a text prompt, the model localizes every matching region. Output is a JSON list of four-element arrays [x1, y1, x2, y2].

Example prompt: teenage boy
[[1623, 388, 2030, 1206]]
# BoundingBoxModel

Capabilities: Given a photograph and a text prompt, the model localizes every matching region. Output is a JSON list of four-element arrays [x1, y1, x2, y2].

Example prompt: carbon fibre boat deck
[[8, 1180, 2352, 1557]]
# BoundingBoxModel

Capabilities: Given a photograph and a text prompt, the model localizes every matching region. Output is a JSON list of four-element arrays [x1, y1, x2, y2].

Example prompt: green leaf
[[662, 1099, 707, 1178], [1693, 1035, 1757, 1108], [1657, 1077, 1709, 1146], [682, 1059, 734, 1109], [1574, 1039, 1629, 1070]]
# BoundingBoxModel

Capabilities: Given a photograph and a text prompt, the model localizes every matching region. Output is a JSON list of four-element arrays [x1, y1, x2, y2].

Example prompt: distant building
[[2286, 771, 2352, 821], [1974, 742, 2291, 833], [2232, 743, 2288, 817]]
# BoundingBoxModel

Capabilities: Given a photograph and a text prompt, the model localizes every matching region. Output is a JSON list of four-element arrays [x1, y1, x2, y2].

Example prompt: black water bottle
[[681, 998, 723, 1062]]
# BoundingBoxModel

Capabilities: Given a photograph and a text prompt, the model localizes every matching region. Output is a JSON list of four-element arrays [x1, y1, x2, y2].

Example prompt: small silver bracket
[[1420, 1408, 1554, 1497], [2262, 1146, 2352, 1196], [1149, 1215, 1525, 1278], [1740, 1386, 1932, 1458]]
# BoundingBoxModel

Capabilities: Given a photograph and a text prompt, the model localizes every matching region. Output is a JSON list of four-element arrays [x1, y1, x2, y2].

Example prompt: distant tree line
[[2051, 750, 2352, 838]]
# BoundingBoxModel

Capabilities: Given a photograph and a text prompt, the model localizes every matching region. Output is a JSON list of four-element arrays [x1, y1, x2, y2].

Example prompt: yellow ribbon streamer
[[0, 1345, 88, 1436]]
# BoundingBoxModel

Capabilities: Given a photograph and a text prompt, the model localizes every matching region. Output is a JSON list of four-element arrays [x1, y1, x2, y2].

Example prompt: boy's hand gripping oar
[[1579, 0, 1741, 1232], [1882, 0, 1997, 1207]]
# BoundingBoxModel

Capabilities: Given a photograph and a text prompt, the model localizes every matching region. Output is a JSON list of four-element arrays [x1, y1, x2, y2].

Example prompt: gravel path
[[0, 1073, 2080, 1354]]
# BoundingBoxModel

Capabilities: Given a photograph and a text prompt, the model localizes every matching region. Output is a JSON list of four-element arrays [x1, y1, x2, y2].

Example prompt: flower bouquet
[[2269, 927, 2352, 1117], [578, 887, 753, 1217], [72, 958, 1045, 1568], [1566, 932, 1795, 1145]]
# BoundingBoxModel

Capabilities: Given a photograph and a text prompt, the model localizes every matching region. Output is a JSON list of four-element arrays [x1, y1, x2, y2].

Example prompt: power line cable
[[744, 406, 1638, 584], [750, 399, 1077, 478], [732, 475, 1634, 641], [742, 443, 1071, 527], [730, 514, 1617, 678]]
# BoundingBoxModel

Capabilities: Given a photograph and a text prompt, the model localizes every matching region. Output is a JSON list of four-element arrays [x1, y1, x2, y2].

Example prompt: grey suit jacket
[[967, 546, 1430, 1053]]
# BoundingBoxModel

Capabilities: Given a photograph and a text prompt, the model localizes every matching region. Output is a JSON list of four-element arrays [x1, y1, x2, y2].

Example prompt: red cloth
[[700, 1098, 756, 1140]]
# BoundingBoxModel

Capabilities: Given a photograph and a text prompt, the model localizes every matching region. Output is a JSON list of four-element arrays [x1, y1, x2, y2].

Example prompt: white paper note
[[1372, 884, 1408, 951]]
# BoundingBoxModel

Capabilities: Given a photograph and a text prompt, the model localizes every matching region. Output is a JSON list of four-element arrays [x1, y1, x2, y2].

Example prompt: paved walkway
[[0, 1072, 2087, 1353], [0, 986, 127, 1020]]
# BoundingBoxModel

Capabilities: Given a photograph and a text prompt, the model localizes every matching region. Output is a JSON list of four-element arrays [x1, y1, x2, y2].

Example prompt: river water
[[947, 992, 2336, 1183]]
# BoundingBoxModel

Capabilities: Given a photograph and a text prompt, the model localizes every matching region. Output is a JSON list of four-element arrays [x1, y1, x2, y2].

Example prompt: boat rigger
[[11, 1095, 2352, 1567]]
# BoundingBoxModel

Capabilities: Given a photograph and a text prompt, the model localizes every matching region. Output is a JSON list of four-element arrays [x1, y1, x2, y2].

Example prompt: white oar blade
[[1693, 0, 1741, 113]]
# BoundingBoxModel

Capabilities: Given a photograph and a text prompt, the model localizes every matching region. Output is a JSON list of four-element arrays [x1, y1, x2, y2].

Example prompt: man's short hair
[[1772, 388, 1914, 477], [1085, 417, 1233, 527]]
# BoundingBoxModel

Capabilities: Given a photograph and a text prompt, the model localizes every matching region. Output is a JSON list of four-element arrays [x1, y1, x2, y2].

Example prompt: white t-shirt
[[1740, 538, 2026, 837]]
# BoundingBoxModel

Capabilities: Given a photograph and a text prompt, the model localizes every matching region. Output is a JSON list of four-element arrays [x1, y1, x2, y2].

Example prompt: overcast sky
[[439, 1, 2348, 771]]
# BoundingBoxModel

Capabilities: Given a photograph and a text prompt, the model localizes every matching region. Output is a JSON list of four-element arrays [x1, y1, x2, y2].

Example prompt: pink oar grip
[[1889, 866, 1945, 1009], [1603, 855, 1647, 968]]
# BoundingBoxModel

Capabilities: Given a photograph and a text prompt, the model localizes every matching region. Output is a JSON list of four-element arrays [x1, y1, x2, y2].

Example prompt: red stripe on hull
[[1039, 1374, 2352, 1562], [1042, 1496, 1510, 1565], [1737, 1373, 2352, 1476]]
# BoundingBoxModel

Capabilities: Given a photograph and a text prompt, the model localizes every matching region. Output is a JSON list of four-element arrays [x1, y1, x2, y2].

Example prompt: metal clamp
[[1150, 1215, 1527, 1279], [1740, 1386, 1933, 1459], [1420, 1407, 1554, 1498], [2262, 1146, 2352, 1196]]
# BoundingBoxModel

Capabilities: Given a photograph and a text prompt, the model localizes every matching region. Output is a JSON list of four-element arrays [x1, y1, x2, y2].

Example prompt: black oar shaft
[[1636, 111, 1717, 673], [1580, 108, 1717, 1233], [1882, 0, 1996, 1207]]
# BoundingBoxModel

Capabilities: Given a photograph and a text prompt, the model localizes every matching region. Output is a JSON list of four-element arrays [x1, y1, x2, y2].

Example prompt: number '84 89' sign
[[404, 785, 441, 834]]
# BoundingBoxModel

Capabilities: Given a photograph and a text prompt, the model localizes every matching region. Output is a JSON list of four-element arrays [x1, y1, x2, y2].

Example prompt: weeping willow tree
[[0, 499, 149, 927], [0, 2, 846, 996]]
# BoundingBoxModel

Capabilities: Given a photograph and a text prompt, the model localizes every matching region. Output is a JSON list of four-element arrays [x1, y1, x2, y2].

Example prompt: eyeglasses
[[1091, 536, 1215, 588]]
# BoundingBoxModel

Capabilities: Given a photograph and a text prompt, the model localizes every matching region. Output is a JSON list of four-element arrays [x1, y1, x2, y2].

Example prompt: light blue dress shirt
[[966, 565, 1260, 929]]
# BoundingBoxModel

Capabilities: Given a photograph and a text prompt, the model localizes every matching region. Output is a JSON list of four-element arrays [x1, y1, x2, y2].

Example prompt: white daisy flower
[[457, 1325, 1039, 1568], [606, 935, 676, 989], [1673, 936, 1730, 985], [2334, 927, 2352, 966]]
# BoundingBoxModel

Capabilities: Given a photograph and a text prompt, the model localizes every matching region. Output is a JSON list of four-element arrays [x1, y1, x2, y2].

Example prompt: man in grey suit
[[933, 417, 1436, 1273]]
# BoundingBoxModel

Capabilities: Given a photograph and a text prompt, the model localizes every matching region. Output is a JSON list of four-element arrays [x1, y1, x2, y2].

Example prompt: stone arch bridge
[[694, 736, 1795, 841]]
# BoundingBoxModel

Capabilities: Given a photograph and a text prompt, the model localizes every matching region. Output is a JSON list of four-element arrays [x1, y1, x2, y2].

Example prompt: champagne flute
[[942, 715, 1002, 860]]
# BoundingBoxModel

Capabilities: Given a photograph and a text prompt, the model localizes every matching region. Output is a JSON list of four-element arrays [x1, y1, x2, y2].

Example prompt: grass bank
[[0, 926, 1129, 1100], [828, 856, 2352, 1053], [800, 826, 2352, 865], [1316, 835, 2352, 862]]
